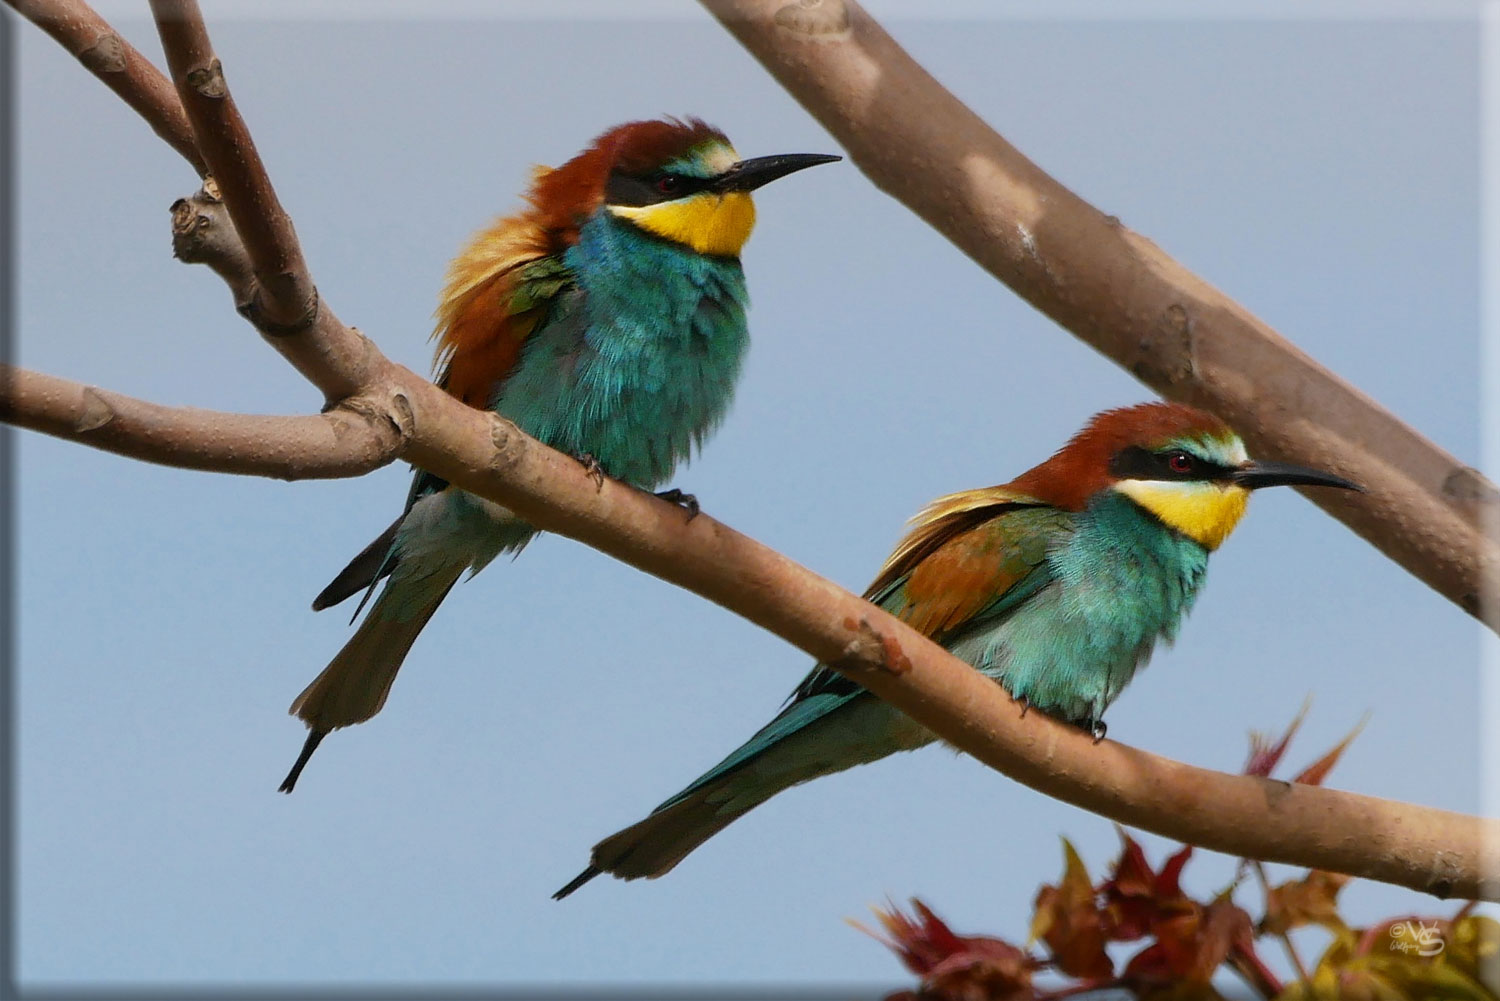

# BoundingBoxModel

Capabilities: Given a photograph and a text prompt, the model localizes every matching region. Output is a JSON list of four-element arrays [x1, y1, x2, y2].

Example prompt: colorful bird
[[278, 118, 839, 793], [554, 402, 1361, 897]]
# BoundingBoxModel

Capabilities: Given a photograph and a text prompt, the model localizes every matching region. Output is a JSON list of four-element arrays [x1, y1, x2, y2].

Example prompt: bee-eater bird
[[554, 402, 1361, 897], [278, 118, 839, 793]]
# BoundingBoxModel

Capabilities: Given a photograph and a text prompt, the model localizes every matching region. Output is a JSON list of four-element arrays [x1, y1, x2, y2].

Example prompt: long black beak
[[1232, 460, 1363, 492], [712, 152, 841, 193]]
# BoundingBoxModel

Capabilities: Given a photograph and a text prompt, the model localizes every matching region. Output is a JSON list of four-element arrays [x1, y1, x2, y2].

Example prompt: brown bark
[[699, 0, 1497, 626]]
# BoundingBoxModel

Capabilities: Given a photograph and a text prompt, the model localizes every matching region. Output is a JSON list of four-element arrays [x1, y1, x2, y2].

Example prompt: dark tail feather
[[555, 784, 760, 898], [312, 518, 402, 611], [281, 568, 462, 792], [278, 729, 326, 794], [552, 866, 602, 900]]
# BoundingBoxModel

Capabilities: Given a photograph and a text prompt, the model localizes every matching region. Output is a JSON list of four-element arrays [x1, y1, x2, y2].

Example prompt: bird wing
[[403, 218, 578, 506], [432, 214, 574, 411], [789, 487, 1066, 705], [656, 489, 1068, 812]]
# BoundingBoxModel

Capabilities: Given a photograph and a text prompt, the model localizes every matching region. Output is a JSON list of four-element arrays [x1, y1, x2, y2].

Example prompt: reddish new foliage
[[1100, 834, 1195, 942], [866, 709, 1412, 1000], [861, 899, 1040, 1001]]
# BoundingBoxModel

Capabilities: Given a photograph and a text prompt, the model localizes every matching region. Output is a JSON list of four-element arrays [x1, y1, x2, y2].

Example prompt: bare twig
[[9, 0, 208, 175], [0, 366, 402, 479], [699, 0, 1498, 627], [10, 0, 1497, 902]]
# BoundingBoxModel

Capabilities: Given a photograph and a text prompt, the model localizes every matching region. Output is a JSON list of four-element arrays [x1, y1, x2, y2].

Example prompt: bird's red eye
[[1167, 452, 1194, 474], [656, 175, 682, 195]]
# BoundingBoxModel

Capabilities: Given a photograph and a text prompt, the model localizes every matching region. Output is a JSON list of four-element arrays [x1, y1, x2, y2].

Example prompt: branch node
[[835, 616, 913, 677], [76, 388, 114, 432], [239, 288, 321, 338], [772, 0, 851, 38], [388, 391, 415, 439], [488, 414, 527, 474], [184, 57, 227, 99], [1442, 466, 1499, 506], [1132, 303, 1197, 385], [78, 31, 126, 74]]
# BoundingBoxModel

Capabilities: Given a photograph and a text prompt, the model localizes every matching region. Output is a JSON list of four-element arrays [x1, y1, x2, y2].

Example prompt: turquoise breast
[[951, 491, 1209, 724], [492, 211, 751, 489]]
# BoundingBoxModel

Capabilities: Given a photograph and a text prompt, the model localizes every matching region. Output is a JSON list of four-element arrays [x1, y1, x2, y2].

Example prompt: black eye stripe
[[1108, 445, 1237, 482], [605, 170, 712, 207]]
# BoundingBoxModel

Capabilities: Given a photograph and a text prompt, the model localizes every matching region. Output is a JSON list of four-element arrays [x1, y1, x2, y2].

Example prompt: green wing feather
[[656, 492, 1071, 813]]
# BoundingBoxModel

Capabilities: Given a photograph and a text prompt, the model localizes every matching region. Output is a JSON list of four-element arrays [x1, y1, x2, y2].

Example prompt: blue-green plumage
[[366, 214, 750, 617], [953, 491, 1208, 723], [555, 401, 1360, 895], [279, 118, 837, 794], [673, 496, 1203, 812], [494, 211, 749, 490]]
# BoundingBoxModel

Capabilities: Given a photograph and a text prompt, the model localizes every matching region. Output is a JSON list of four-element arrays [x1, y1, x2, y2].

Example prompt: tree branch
[[0, 366, 401, 479], [10, 0, 208, 176], [11, 342, 1492, 901], [699, 0, 1498, 627], [11, 0, 1496, 902], [148, 0, 313, 331]]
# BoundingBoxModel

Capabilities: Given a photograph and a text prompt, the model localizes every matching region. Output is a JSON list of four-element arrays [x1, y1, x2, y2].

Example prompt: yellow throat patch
[[1114, 479, 1250, 551], [609, 191, 757, 257]]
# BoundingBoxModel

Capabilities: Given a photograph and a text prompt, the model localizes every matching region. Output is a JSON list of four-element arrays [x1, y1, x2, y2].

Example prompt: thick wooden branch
[[0, 366, 402, 479], [699, 0, 1499, 627], [400, 391, 1498, 903], [12, 339, 1490, 900], [10, 0, 208, 175], [11, 0, 1495, 902]]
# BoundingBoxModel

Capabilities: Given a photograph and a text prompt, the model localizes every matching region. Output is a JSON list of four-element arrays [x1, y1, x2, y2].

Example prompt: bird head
[[1011, 402, 1361, 550], [527, 117, 839, 257]]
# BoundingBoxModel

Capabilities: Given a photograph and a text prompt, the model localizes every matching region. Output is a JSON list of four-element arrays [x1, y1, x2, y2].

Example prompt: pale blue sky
[[14, 3, 1486, 992]]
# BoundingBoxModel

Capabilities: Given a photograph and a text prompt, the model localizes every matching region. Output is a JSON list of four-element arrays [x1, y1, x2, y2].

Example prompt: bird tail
[[554, 692, 928, 898], [553, 771, 774, 899], [310, 517, 403, 613], [279, 562, 464, 793]]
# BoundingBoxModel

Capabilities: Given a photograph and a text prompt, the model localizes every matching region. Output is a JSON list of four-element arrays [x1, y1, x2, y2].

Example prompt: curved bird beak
[[712, 152, 842, 193], [1232, 460, 1364, 492]]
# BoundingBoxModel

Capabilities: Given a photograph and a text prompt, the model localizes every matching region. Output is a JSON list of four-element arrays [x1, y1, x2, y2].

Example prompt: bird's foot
[[1012, 694, 1030, 718], [575, 452, 606, 490], [654, 487, 700, 521], [1084, 718, 1107, 744]]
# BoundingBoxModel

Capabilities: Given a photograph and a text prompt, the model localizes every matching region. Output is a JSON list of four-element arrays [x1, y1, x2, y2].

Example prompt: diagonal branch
[[148, 0, 313, 333], [10, 0, 208, 176], [699, 0, 1498, 628], [139, 0, 379, 404], [7, 341, 1493, 902], [10, 0, 1496, 902]]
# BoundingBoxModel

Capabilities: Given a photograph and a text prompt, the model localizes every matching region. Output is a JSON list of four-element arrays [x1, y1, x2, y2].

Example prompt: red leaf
[[1123, 897, 1253, 991], [1291, 715, 1368, 787], [1155, 845, 1193, 900], [1099, 830, 1195, 943], [1243, 700, 1309, 778], [1260, 870, 1351, 936], [858, 898, 1039, 1000], [1031, 839, 1114, 980]]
